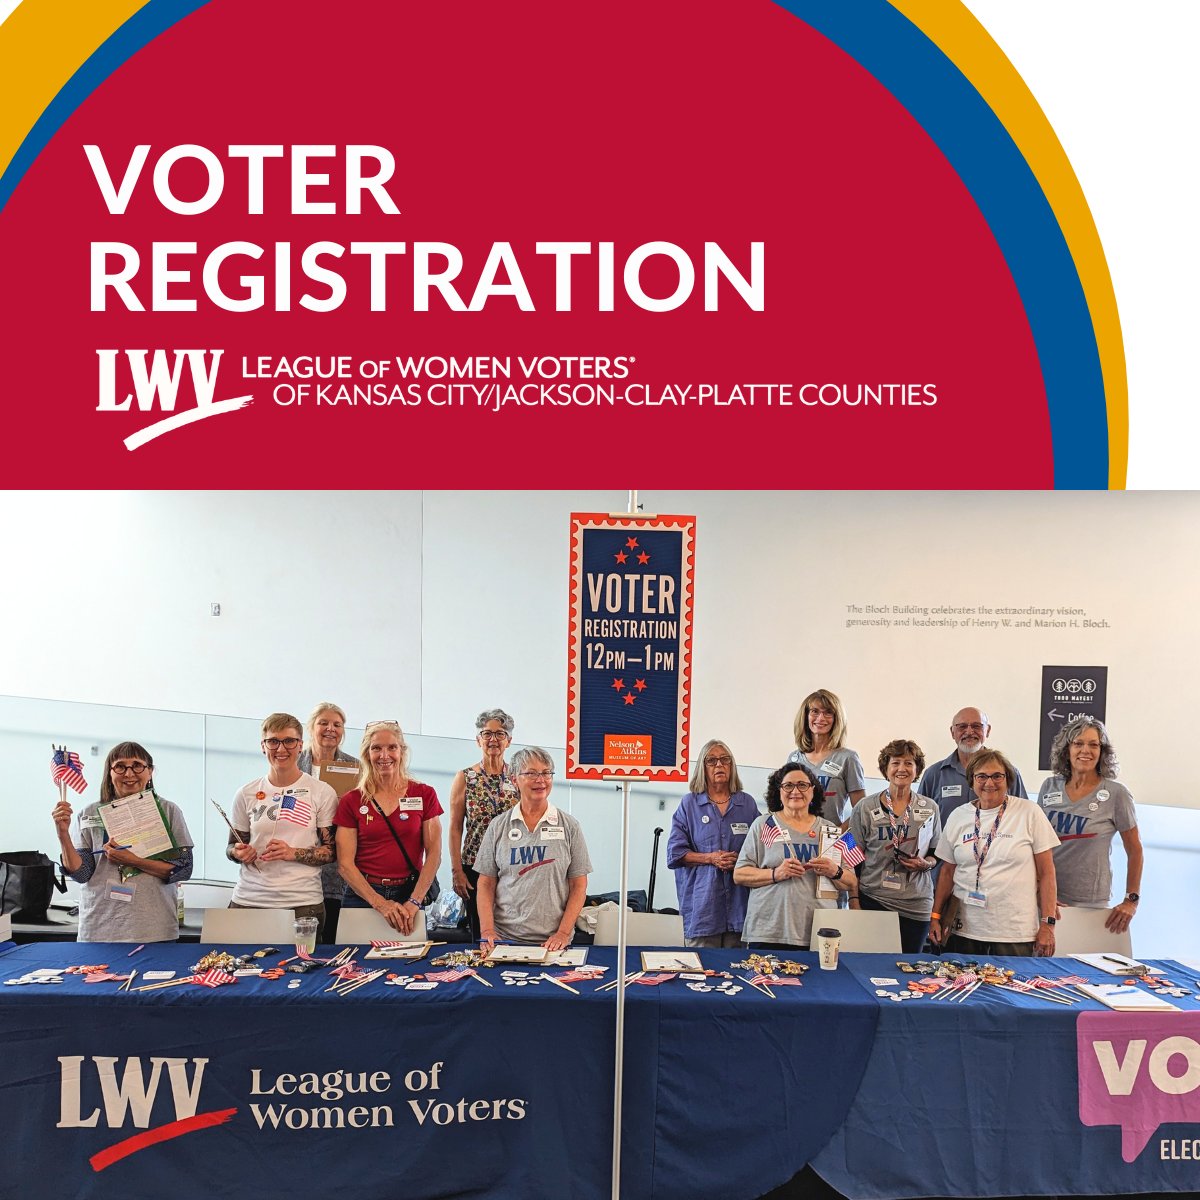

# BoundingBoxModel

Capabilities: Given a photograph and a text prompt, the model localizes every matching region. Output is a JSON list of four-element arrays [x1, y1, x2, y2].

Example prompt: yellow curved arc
[[0, 0, 150, 181], [889, 0, 1128, 488]]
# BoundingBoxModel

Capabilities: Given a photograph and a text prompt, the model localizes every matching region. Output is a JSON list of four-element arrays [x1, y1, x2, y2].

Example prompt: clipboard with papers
[[97, 789, 179, 879]]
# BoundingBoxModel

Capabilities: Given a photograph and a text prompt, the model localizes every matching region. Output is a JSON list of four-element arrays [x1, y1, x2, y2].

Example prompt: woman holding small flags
[[51, 741, 193, 943], [734, 761, 860, 949], [930, 747, 1059, 957], [848, 739, 942, 953]]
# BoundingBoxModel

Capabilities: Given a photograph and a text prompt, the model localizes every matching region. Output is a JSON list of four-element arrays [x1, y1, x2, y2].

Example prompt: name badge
[[880, 870, 903, 891], [1043, 792, 1064, 806], [965, 889, 987, 908], [731, 822, 749, 835], [398, 796, 423, 812], [821, 759, 844, 778], [941, 785, 962, 798], [109, 885, 134, 903], [542, 828, 566, 841]]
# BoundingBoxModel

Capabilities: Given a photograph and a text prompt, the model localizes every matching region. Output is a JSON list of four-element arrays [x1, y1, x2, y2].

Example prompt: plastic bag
[[427, 889, 464, 930]]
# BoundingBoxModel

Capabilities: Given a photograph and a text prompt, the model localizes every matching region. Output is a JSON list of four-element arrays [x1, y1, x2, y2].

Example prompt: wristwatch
[[832, 865, 844, 881], [1124, 892, 1140, 903], [1040, 916, 1057, 926]]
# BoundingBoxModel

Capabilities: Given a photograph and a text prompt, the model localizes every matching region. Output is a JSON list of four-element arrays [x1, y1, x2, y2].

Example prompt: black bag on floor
[[0, 851, 67, 921]]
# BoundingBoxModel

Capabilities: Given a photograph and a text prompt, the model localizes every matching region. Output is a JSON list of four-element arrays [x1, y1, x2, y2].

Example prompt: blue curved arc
[[778, 0, 1106, 488], [0, 0, 209, 211]]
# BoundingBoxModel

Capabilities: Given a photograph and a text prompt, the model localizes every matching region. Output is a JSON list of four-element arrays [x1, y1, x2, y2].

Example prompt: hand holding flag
[[51, 745, 87, 795], [827, 829, 865, 868]]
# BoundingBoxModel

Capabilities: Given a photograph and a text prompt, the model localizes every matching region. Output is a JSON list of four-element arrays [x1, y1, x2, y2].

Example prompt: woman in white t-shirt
[[930, 748, 1059, 957]]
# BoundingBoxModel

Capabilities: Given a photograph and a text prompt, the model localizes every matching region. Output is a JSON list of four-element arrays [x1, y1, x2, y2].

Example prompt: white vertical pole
[[611, 777, 631, 1199]]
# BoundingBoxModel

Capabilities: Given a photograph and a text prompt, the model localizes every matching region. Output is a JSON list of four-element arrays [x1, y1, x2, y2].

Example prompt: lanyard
[[971, 798, 1007, 890], [878, 792, 911, 849]]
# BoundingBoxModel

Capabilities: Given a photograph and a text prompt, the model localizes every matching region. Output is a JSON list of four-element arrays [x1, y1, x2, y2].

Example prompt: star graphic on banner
[[614, 550, 628, 564], [611, 678, 625, 692], [623, 692, 636, 705], [636, 551, 650, 565], [634, 678, 647, 691], [625, 537, 639, 549]]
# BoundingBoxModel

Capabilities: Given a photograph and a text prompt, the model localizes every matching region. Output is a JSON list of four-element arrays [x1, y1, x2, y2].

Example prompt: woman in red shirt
[[335, 721, 442, 934]]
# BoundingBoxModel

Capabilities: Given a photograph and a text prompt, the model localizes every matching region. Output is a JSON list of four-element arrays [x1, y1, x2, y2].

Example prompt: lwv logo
[[58, 1055, 236, 1172], [97, 348, 251, 450]]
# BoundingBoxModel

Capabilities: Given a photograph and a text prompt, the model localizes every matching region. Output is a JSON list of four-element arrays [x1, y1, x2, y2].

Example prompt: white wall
[[4, 489, 1200, 799], [3, 489, 1199, 949]]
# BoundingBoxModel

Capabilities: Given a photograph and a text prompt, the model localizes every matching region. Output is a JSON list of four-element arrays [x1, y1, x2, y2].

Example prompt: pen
[[127, 944, 145, 957]]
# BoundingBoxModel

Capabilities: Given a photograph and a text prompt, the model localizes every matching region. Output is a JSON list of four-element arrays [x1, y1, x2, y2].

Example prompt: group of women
[[669, 688, 1144, 957], [50, 689, 1143, 958], [52, 704, 591, 950]]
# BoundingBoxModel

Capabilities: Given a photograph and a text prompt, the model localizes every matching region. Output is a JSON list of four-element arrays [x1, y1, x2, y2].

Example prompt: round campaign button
[[1089, 802, 1099, 811], [399, 813, 409, 821], [702, 815, 710, 824], [359, 805, 369, 815], [1097, 789, 1110, 802], [509, 827, 522, 840]]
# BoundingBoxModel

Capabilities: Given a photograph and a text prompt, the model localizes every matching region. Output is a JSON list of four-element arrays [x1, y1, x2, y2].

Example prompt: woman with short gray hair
[[475, 747, 592, 952], [448, 708, 519, 940]]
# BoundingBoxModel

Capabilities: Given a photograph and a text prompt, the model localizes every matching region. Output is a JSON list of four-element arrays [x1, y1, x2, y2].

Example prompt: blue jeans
[[343, 880, 415, 906]]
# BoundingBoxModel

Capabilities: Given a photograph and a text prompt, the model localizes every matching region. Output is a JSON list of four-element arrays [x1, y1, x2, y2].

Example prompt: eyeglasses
[[953, 723, 986, 733], [479, 731, 510, 741], [111, 761, 149, 775], [705, 755, 732, 767], [781, 781, 814, 794], [972, 772, 1007, 784], [263, 737, 302, 750], [518, 770, 554, 780], [365, 720, 401, 731], [1071, 740, 1102, 750]]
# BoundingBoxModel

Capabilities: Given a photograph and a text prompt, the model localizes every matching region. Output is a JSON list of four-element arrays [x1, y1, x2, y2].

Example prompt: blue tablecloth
[[812, 954, 1200, 1198], [0, 942, 878, 1200]]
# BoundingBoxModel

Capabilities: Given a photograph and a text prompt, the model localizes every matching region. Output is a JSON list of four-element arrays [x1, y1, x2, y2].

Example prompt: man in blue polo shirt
[[919, 706, 1028, 826]]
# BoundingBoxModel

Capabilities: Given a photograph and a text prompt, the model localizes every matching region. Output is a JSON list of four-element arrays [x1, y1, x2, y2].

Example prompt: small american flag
[[277, 792, 313, 827], [51, 747, 87, 794], [193, 968, 236, 988], [760, 817, 793, 856], [827, 829, 865, 867], [761, 817, 785, 847]]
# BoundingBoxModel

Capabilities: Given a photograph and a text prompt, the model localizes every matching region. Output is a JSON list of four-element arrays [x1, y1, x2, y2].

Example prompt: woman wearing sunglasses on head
[[335, 721, 443, 936], [51, 741, 193, 943]]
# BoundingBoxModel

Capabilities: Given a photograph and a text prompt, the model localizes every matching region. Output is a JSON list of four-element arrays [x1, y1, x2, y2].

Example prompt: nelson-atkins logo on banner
[[566, 512, 694, 780]]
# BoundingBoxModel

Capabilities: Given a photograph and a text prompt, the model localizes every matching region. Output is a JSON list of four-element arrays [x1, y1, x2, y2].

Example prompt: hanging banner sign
[[566, 513, 694, 780], [1039, 665, 1109, 770]]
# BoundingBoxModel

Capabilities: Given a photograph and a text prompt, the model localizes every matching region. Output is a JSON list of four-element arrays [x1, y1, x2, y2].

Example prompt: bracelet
[[930, 911, 941, 920], [770, 866, 777, 883], [832, 865, 844, 881]]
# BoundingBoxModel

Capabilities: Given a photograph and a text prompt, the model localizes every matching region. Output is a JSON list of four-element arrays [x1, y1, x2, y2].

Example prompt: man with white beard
[[919, 706, 1028, 826]]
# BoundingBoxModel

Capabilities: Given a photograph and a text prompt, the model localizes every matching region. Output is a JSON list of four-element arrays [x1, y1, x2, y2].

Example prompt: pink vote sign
[[1077, 1012, 1200, 1161]]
